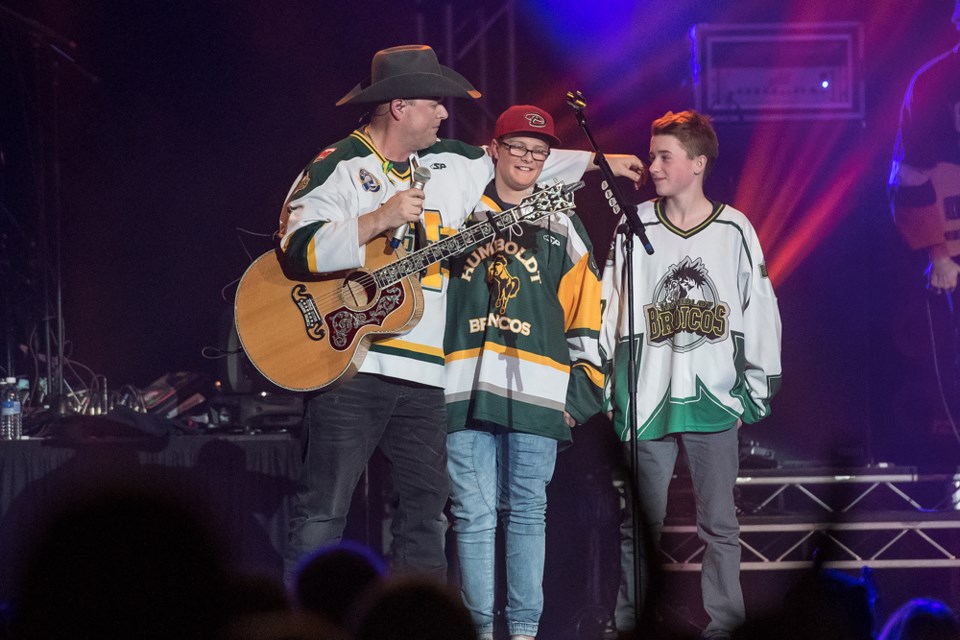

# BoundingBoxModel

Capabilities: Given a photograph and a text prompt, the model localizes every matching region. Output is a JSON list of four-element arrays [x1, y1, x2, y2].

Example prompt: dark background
[[1, 1, 958, 466]]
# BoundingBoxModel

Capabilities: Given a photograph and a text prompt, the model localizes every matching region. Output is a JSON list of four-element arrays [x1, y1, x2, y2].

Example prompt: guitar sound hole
[[340, 271, 377, 309]]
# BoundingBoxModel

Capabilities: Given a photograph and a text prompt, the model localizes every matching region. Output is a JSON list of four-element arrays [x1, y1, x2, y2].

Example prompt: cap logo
[[524, 113, 547, 128]]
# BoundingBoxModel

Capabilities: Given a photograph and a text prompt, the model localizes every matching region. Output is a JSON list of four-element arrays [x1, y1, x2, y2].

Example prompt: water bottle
[[1, 377, 22, 440]]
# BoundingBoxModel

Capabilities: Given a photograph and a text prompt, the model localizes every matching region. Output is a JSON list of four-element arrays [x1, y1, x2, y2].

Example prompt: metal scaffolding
[[660, 467, 960, 571], [414, 0, 517, 144]]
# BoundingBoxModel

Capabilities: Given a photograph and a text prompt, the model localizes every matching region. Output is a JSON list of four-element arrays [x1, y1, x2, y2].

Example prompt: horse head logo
[[662, 257, 709, 305], [486, 254, 520, 315]]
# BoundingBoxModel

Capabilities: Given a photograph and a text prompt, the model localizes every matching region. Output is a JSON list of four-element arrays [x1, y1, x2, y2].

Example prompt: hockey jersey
[[279, 129, 589, 388], [600, 199, 782, 441], [444, 182, 604, 441]]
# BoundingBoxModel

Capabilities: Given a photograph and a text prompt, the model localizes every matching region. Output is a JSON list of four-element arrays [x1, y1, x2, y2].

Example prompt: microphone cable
[[924, 294, 960, 449]]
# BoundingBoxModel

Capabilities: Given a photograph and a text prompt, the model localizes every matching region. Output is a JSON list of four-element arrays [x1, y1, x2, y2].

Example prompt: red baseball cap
[[493, 105, 561, 146]]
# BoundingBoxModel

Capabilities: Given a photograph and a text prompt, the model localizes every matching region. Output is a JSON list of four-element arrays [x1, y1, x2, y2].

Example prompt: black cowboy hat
[[336, 44, 481, 106]]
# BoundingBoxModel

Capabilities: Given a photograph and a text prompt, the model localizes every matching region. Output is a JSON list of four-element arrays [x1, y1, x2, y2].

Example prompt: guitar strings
[[299, 192, 572, 309]]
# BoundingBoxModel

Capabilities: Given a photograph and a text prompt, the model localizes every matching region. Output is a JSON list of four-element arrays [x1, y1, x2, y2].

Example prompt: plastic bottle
[[1, 377, 22, 440]]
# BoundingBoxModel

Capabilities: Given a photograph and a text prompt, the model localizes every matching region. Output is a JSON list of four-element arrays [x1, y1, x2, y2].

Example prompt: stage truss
[[414, 0, 517, 143], [660, 467, 960, 571]]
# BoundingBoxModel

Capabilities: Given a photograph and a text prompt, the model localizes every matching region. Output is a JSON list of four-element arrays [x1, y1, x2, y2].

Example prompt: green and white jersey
[[600, 199, 782, 441], [444, 182, 604, 441], [279, 129, 589, 388]]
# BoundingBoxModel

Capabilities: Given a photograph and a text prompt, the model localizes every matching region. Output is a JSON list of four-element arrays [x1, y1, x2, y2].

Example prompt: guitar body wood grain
[[234, 237, 423, 391]]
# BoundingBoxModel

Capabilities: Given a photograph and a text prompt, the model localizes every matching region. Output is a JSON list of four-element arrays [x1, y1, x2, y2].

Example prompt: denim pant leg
[[377, 381, 449, 580], [614, 437, 678, 632], [448, 430, 499, 636], [285, 374, 397, 583], [499, 432, 558, 638], [683, 428, 744, 638]]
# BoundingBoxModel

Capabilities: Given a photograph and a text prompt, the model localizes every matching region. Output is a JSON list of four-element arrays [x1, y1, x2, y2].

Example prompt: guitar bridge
[[291, 284, 326, 341]]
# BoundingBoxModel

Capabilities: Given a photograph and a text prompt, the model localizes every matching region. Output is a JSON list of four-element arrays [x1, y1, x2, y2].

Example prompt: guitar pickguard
[[325, 284, 406, 351]]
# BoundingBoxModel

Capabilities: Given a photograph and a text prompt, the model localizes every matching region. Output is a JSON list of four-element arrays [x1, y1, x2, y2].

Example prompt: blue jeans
[[285, 374, 449, 583], [447, 428, 558, 638], [615, 427, 744, 639]]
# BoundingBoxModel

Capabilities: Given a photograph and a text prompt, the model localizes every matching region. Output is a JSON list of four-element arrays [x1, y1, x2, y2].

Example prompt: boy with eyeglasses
[[444, 105, 606, 640]]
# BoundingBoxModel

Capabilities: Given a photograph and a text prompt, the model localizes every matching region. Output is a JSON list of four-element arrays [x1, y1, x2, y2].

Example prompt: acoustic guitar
[[234, 181, 580, 391]]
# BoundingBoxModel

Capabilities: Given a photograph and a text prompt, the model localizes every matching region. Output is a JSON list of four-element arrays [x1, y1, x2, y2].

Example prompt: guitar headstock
[[515, 181, 580, 223]]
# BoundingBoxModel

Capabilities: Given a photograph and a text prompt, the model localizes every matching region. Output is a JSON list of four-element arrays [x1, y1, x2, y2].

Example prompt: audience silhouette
[[294, 540, 387, 628], [6, 476, 959, 640], [352, 578, 474, 640], [878, 598, 960, 640], [732, 567, 877, 640], [10, 483, 231, 640]]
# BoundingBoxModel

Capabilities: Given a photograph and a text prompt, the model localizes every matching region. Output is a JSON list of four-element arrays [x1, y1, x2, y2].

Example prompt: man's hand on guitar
[[926, 255, 960, 294], [358, 189, 425, 246]]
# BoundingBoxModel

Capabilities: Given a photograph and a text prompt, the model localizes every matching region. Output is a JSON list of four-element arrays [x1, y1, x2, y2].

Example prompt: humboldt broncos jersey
[[600, 199, 782, 441], [444, 182, 604, 441], [279, 129, 589, 388]]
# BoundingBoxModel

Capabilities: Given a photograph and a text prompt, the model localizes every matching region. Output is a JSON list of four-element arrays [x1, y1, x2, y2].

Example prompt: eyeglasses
[[499, 140, 550, 161]]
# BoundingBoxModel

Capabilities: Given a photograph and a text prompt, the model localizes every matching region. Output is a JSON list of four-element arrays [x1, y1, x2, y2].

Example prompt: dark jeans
[[285, 373, 449, 583]]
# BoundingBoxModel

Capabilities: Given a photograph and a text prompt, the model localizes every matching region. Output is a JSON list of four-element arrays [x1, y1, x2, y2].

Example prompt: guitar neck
[[372, 203, 536, 288]]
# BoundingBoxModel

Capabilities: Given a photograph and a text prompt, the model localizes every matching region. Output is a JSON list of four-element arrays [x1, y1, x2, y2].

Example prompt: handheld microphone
[[390, 165, 431, 249]]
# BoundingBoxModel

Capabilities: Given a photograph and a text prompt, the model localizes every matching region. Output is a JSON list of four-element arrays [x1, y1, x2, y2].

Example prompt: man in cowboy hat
[[279, 44, 644, 584]]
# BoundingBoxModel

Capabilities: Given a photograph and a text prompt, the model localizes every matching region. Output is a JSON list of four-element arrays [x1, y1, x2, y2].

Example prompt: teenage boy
[[444, 105, 604, 640], [600, 110, 782, 639]]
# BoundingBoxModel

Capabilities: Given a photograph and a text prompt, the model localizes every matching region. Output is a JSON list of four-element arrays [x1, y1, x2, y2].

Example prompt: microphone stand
[[566, 90, 653, 634], [566, 91, 652, 255], [0, 4, 99, 414]]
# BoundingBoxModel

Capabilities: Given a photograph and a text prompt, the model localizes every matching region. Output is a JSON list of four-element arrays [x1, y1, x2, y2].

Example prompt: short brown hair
[[651, 110, 719, 175]]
